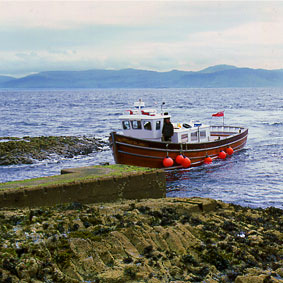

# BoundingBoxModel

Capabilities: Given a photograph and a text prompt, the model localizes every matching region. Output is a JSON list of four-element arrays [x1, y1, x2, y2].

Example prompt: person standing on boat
[[162, 117, 174, 141]]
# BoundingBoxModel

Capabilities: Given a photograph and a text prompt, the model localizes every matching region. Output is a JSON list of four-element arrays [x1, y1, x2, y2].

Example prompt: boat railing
[[210, 125, 244, 135]]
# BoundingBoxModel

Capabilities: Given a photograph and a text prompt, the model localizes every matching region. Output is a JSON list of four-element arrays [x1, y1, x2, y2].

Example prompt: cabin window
[[191, 131, 197, 141], [122, 121, 130, 130], [143, 121, 152, 131], [156, 121, 161, 130], [200, 131, 206, 138], [131, 120, 142, 129], [181, 134, 188, 143]]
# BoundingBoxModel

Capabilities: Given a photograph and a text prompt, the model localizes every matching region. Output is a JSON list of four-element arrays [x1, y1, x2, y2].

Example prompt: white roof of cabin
[[119, 101, 171, 120], [119, 113, 170, 120]]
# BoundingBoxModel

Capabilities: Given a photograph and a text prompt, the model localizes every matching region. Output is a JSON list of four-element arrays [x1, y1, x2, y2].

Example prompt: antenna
[[161, 102, 165, 115], [139, 98, 142, 115]]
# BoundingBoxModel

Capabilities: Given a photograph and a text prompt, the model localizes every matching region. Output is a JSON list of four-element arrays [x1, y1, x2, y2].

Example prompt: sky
[[0, 1, 283, 77]]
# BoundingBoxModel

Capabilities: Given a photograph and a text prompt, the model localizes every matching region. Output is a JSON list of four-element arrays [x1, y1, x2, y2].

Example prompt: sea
[[0, 88, 282, 209]]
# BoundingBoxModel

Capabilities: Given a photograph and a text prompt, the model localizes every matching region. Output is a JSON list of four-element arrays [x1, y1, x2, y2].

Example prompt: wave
[[262, 121, 283, 127]]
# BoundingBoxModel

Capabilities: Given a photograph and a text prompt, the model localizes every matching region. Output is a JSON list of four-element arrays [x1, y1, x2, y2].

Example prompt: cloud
[[2, 1, 280, 30], [0, 1, 170, 29], [0, 1, 282, 75], [188, 21, 283, 47]]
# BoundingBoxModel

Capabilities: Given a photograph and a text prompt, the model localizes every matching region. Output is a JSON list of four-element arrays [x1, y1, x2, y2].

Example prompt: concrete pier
[[0, 165, 166, 208]]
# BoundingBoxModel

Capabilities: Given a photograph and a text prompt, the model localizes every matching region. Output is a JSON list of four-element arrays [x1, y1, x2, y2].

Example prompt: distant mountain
[[198, 64, 238, 73], [0, 75, 15, 84], [1, 65, 283, 88]]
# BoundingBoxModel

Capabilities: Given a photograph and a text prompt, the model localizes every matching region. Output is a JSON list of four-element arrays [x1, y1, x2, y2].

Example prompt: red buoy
[[182, 157, 191, 168], [218, 150, 227, 159], [204, 155, 213, 164], [175, 154, 184, 165], [163, 157, 174, 167], [226, 147, 234, 155]]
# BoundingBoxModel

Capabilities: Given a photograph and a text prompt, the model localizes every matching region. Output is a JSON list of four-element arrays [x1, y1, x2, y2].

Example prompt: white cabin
[[171, 121, 210, 143], [119, 100, 211, 143]]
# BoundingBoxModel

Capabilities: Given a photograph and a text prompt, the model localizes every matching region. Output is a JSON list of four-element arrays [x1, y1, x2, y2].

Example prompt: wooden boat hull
[[109, 126, 248, 169]]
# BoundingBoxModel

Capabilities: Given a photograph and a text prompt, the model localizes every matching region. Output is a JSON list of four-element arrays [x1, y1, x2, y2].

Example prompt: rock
[[98, 269, 125, 282], [0, 136, 108, 165], [275, 267, 283, 278], [235, 274, 280, 283], [0, 198, 282, 282], [16, 258, 38, 279]]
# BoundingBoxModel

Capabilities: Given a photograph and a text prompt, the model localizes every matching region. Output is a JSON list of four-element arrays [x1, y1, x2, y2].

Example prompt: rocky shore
[[0, 197, 282, 282], [0, 136, 108, 165]]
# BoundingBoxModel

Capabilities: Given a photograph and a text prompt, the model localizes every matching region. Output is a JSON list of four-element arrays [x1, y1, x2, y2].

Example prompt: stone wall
[[0, 167, 166, 208]]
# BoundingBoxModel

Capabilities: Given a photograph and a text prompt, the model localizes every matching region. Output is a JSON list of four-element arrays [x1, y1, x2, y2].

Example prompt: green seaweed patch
[[51, 238, 75, 269], [69, 230, 102, 242], [124, 265, 138, 280], [102, 164, 155, 177], [1, 247, 17, 258]]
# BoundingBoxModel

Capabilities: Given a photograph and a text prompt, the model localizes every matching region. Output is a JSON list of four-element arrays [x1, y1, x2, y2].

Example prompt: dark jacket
[[162, 121, 174, 139]]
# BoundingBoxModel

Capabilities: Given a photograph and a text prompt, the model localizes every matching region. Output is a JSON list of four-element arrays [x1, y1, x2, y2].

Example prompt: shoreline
[[0, 197, 282, 282]]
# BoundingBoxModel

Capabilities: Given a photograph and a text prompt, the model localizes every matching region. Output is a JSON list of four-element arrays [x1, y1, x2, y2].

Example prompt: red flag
[[212, 111, 224, 117]]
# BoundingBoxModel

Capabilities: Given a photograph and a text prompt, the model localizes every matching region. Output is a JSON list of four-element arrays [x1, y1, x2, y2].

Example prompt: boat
[[109, 99, 248, 169]]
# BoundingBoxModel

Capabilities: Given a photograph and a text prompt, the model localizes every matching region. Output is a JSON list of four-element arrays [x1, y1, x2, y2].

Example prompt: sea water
[[0, 88, 282, 208]]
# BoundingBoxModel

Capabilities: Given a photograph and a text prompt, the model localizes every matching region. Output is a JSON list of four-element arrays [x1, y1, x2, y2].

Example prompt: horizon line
[[1, 64, 283, 78]]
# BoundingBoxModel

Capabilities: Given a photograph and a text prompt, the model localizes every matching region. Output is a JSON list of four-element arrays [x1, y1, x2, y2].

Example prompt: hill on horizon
[[1, 65, 283, 88]]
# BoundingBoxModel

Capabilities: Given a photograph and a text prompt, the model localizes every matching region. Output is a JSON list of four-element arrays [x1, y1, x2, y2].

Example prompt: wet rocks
[[0, 198, 282, 282], [0, 136, 108, 165]]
